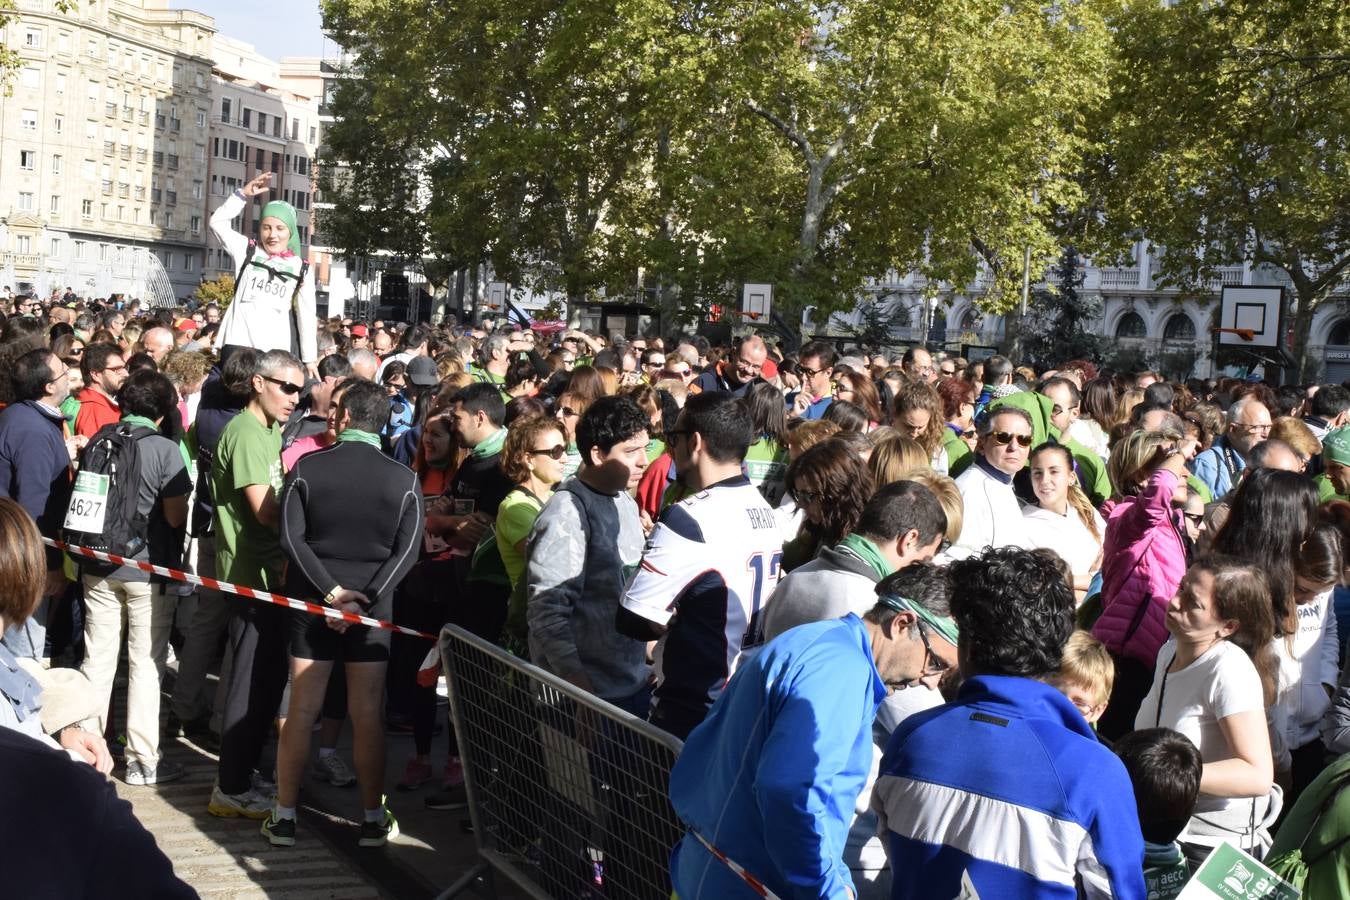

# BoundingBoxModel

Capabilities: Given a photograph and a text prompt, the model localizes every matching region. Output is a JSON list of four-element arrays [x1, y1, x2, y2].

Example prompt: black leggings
[[1097, 652, 1156, 742]]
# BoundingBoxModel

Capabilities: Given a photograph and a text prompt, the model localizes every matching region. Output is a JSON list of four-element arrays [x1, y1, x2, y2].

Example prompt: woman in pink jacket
[[1092, 427, 1198, 738]]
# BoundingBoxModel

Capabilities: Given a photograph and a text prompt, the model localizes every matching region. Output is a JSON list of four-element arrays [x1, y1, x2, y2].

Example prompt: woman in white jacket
[[209, 172, 317, 373], [1270, 525, 1341, 803]]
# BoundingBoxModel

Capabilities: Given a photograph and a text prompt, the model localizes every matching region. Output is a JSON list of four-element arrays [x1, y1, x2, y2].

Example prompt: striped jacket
[[874, 675, 1146, 899]]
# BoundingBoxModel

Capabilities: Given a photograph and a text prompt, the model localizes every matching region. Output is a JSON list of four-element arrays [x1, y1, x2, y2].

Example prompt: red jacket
[[74, 387, 119, 439]]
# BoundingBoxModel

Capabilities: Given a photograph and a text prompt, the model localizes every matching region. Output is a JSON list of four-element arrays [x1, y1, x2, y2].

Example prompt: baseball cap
[[1323, 426, 1350, 466], [406, 355, 439, 387], [350, 324, 369, 338], [761, 358, 778, 380]]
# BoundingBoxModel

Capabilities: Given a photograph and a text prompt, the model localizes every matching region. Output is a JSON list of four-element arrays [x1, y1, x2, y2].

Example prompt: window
[[85, 120, 97, 141], [17, 192, 34, 211], [258, 114, 268, 135], [49, 238, 61, 256], [87, 39, 98, 57], [194, 144, 204, 162], [20, 68, 39, 89], [1115, 312, 1148, 339], [221, 97, 232, 123], [117, 205, 125, 221], [58, 32, 71, 54], [86, 80, 99, 101], [1163, 314, 1197, 342], [196, 111, 205, 129], [24, 28, 42, 48], [192, 180, 203, 200], [51, 155, 62, 175], [190, 215, 201, 234], [309, 125, 317, 144], [185, 254, 196, 273], [195, 71, 205, 89], [255, 148, 264, 168], [55, 73, 66, 94], [53, 115, 63, 135], [272, 116, 281, 137], [164, 252, 175, 271], [242, 108, 252, 128], [291, 118, 299, 140], [20, 109, 37, 130], [50, 195, 60, 214], [81, 199, 93, 218], [19, 150, 36, 170], [16, 236, 31, 254], [99, 244, 110, 262], [74, 240, 86, 260]]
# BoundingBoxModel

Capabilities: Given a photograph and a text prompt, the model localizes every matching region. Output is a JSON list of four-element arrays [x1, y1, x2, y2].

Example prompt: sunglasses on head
[[263, 375, 304, 395], [990, 431, 1033, 448], [529, 444, 567, 460]]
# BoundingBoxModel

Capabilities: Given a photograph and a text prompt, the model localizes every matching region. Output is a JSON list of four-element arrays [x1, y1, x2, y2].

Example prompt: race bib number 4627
[[64, 470, 110, 533]]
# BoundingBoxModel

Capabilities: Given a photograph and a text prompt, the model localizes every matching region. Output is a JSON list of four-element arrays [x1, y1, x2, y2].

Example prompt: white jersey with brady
[[621, 475, 783, 732]]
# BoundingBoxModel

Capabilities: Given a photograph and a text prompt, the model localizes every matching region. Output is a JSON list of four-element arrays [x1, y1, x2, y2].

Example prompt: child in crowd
[[1051, 630, 1114, 727], [1114, 728, 1204, 896]]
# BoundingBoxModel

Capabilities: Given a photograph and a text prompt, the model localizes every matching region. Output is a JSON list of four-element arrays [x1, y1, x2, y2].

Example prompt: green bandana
[[260, 200, 302, 256], [121, 414, 192, 470], [837, 533, 896, 581], [337, 429, 382, 448], [877, 592, 960, 646], [470, 426, 507, 459]]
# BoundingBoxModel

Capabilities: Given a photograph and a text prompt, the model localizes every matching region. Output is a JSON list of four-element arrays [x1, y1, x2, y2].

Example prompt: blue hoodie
[[669, 614, 886, 899], [876, 675, 1146, 899]]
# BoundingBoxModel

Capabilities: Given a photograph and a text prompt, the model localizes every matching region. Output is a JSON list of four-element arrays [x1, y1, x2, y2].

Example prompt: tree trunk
[[1292, 285, 1319, 383], [469, 264, 481, 324]]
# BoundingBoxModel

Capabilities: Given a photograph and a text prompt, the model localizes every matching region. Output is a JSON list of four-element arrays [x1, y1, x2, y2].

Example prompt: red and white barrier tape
[[44, 537, 436, 641]]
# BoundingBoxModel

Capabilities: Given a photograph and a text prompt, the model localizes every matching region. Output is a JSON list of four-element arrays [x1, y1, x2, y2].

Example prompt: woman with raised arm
[[209, 172, 317, 374]]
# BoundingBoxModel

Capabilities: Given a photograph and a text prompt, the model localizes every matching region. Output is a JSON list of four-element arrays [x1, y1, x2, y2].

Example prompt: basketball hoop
[[741, 311, 762, 321], [1213, 327, 1256, 341]]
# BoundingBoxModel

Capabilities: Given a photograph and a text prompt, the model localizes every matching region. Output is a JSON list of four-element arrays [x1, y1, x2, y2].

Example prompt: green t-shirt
[[495, 489, 543, 590], [1316, 474, 1348, 504], [60, 395, 81, 431], [211, 410, 284, 589], [645, 437, 667, 464], [745, 437, 788, 505]]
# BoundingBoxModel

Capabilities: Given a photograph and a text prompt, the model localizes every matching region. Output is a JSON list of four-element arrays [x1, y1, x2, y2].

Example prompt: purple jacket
[[1091, 468, 1188, 666]]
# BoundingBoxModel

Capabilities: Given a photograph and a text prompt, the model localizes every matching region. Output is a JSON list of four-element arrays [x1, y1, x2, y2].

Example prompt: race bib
[[453, 498, 476, 516], [64, 470, 110, 534]]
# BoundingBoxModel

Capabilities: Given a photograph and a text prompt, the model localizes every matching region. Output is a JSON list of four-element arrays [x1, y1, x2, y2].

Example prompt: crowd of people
[[1, 183, 1349, 899]]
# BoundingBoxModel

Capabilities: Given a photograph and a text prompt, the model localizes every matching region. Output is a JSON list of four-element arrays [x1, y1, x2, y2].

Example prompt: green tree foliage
[[1081, 0, 1350, 379], [192, 274, 235, 309], [1022, 248, 1108, 370]]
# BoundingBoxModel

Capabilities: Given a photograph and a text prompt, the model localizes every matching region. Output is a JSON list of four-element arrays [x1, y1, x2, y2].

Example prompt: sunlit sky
[[171, 0, 329, 63]]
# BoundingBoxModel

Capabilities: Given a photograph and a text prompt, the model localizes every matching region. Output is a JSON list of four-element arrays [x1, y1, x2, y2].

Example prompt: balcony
[[156, 114, 166, 129], [136, 149, 147, 163], [153, 151, 163, 165], [1101, 268, 1141, 289], [169, 118, 181, 132], [1, 253, 43, 269], [121, 106, 134, 122], [103, 140, 115, 155], [134, 187, 145, 200], [101, 179, 113, 194], [117, 183, 129, 198], [167, 155, 178, 170], [166, 190, 177, 205], [119, 145, 131, 160], [151, 188, 161, 202], [104, 101, 116, 117], [138, 110, 149, 126]]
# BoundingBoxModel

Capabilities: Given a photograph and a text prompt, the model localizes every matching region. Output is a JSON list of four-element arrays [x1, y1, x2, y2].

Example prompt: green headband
[[877, 592, 959, 647], [260, 200, 302, 256]]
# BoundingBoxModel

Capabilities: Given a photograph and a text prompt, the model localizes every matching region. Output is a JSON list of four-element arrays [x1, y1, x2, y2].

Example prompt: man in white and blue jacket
[[874, 546, 1146, 899], [668, 591, 958, 899]]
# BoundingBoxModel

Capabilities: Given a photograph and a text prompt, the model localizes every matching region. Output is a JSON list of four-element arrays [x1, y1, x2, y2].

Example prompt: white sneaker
[[208, 784, 273, 819], [314, 753, 356, 787], [125, 758, 186, 786]]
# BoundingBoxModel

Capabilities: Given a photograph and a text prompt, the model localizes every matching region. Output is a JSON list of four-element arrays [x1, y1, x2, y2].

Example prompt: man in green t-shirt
[[208, 349, 302, 821], [1317, 425, 1350, 503]]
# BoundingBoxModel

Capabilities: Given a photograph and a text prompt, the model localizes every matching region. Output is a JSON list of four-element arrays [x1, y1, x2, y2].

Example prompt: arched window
[[1329, 319, 1350, 346], [1115, 311, 1147, 339], [1163, 314, 1196, 342], [959, 308, 979, 331]]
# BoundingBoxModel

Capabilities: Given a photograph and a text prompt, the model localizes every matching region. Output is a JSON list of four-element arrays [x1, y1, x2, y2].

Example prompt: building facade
[[0, 0, 214, 301]]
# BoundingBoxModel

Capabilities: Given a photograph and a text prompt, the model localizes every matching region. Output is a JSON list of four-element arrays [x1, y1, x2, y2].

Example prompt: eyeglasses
[[960, 429, 977, 439], [46, 365, 70, 384], [529, 444, 567, 460], [1233, 423, 1272, 435], [1052, 405, 1080, 417], [798, 365, 829, 379], [794, 489, 821, 505], [263, 375, 304, 395], [645, 360, 666, 369], [990, 431, 1033, 448], [832, 383, 854, 395], [1182, 512, 1204, 524], [915, 621, 950, 678], [939, 367, 956, 376], [558, 407, 579, 418]]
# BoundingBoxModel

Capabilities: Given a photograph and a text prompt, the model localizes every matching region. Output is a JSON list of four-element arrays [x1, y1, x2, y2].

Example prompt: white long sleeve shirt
[[1269, 589, 1339, 768], [945, 460, 1029, 560], [210, 191, 317, 363]]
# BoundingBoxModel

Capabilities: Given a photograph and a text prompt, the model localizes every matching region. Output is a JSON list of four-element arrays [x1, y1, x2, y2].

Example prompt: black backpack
[[63, 422, 157, 575]]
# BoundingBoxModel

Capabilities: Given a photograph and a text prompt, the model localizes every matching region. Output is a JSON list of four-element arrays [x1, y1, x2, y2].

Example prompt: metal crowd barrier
[[434, 625, 685, 900]]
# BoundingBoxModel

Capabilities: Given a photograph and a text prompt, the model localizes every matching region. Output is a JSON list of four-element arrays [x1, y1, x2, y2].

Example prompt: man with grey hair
[[1189, 397, 1273, 498], [947, 406, 1033, 560], [347, 348, 378, 381], [208, 349, 304, 819], [140, 326, 174, 365]]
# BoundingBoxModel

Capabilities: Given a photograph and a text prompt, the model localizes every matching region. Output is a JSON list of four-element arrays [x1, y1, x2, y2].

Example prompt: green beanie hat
[[1323, 426, 1350, 466], [260, 200, 301, 256]]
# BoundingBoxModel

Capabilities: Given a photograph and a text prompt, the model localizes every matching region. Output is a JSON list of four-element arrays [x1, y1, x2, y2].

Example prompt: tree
[[1022, 247, 1108, 370], [192, 275, 235, 309], [1080, 0, 1350, 379]]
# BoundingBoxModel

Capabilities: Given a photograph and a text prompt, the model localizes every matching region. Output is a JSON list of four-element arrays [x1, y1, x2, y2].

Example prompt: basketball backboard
[[1219, 286, 1283, 348], [742, 282, 772, 321]]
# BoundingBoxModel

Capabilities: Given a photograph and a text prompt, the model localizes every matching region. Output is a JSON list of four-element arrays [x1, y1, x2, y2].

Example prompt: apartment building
[[0, 0, 214, 301]]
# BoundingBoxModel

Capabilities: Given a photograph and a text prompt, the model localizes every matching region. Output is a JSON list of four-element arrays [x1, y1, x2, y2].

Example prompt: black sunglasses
[[915, 620, 950, 677], [263, 375, 303, 395], [529, 444, 567, 460], [990, 431, 1033, 448]]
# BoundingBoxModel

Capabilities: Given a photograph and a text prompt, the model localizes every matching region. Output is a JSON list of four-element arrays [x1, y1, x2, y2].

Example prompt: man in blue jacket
[[667, 587, 958, 898], [874, 546, 1146, 899]]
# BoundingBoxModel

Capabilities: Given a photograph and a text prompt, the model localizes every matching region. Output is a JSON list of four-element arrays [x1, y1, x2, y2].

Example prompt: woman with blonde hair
[[867, 434, 931, 486], [1022, 442, 1105, 600], [785, 419, 841, 461], [1267, 417, 1319, 471], [892, 379, 948, 474], [902, 470, 963, 546]]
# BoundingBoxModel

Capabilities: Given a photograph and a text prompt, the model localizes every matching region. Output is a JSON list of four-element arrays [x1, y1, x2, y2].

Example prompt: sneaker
[[358, 807, 399, 847], [444, 756, 465, 787], [314, 753, 356, 787], [125, 758, 186, 786], [396, 757, 434, 791], [208, 785, 273, 819], [424, 783, 468, 810], [251, 769, 277, 796], [261, 812, 296, 847]]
